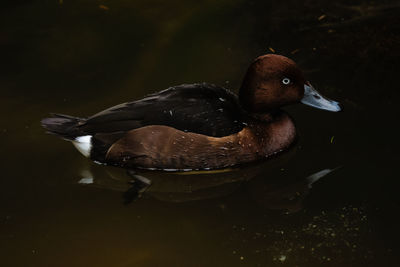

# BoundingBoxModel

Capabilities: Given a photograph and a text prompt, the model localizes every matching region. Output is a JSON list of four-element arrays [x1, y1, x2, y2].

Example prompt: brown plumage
[[105, 112, 296, 170]]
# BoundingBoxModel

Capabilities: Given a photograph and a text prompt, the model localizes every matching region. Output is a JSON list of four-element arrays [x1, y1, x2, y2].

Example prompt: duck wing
[[80, 83, 246, 137]]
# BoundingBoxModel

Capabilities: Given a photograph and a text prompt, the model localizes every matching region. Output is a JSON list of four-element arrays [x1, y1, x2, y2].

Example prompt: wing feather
[[79, 83, 245, 137]]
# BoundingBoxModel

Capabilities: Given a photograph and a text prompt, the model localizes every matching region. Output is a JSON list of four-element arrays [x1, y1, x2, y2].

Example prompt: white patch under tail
[[72, 135, 92, 157]]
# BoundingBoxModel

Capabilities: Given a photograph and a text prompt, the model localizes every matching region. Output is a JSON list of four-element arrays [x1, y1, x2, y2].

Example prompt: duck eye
[[282, 78, 291, 85]]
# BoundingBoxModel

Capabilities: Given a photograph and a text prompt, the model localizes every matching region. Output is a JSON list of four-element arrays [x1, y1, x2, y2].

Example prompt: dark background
[[1, 0, 399, 266]]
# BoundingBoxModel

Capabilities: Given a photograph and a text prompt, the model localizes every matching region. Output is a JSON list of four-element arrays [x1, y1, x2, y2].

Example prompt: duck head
[[239, 54, 341, 113]]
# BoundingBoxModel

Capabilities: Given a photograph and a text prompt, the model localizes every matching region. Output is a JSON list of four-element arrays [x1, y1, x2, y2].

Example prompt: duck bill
[[301, 84, 341, 112]]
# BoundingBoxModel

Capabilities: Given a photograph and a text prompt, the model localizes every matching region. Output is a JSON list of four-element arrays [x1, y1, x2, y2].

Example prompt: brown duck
[[42, 54, 341, 171]]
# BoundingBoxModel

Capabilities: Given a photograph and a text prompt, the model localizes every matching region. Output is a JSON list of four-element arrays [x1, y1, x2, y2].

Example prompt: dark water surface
[[1, 0, 400, 266]]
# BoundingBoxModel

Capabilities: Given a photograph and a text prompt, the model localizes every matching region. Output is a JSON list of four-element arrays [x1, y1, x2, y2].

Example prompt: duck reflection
[[76, 149, 339, 212]]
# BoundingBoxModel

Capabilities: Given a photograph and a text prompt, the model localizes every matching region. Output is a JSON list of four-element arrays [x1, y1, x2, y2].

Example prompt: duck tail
[[41, 113, 86, 140]]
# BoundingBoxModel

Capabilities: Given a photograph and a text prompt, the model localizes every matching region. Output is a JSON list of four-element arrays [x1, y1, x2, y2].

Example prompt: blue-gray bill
[[301, 84, 341, 112]]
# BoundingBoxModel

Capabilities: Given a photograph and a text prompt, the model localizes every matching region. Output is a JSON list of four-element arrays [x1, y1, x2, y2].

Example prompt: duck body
[[42, 54, 340, 171], [105, 108, 296, 170]]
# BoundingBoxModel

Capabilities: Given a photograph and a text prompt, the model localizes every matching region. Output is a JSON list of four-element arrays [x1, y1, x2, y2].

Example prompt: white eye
[[282, 78, 291, 85]]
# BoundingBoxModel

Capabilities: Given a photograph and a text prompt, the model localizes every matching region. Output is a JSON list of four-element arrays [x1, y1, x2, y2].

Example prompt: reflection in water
[[76, 150, 339, 212]]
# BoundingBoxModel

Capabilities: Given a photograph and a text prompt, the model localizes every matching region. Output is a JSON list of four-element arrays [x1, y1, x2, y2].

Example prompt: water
[[1, 0, 399, 266]]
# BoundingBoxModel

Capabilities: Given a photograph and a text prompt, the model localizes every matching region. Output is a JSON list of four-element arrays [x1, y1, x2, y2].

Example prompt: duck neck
[[246, 110, 282, 123]]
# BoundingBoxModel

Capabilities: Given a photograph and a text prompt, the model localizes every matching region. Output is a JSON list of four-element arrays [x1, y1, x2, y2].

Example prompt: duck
[[41, 54, 341, 171]]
